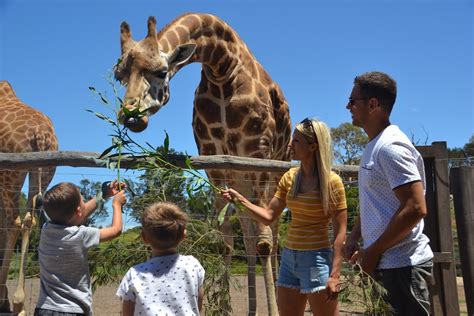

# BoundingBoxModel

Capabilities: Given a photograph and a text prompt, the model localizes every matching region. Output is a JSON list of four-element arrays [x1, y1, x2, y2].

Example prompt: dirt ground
[[8, 276, 468, 315]]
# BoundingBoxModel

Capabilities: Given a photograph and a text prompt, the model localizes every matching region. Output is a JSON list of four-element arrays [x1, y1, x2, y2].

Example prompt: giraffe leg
[[0, 171, 26, 313], [219, 202, 234, 316], [238, 212, 258, 316], [0, 216, 21, 313], [255, 222, 278, 316], [12, 169, 50, 315], [12, 210, 35, 315]]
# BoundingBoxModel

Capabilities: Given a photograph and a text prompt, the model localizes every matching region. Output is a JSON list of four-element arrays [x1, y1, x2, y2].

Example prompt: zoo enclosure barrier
[[0, 141, 470, 315], [450, 166, 474, 316]]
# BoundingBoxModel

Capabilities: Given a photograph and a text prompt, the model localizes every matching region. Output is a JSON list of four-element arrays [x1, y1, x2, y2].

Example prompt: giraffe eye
[[153, 70, 167, 79]]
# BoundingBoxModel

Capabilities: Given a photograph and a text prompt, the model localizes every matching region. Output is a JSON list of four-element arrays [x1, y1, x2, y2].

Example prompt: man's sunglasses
[[348, 97, 368, 106]]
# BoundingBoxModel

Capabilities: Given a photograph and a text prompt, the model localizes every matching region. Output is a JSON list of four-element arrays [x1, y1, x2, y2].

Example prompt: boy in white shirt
[[117, 202, 205, 316]]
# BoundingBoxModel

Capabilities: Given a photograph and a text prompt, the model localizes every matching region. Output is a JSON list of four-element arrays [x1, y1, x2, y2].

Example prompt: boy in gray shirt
[[35, 181, 126, 316]]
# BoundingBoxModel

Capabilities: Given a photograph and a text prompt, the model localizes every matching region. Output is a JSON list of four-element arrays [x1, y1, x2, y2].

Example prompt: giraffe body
[[0, 80, 57, 313], [115, 14, 291, 315]]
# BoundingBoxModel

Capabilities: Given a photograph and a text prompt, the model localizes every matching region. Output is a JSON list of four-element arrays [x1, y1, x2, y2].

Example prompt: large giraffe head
[[114, 16, 196, 132]]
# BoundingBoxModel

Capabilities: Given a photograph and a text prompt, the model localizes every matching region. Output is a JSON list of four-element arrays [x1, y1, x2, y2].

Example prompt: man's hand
[[343, 238, 360, 263], [356, 246, 382, 275]]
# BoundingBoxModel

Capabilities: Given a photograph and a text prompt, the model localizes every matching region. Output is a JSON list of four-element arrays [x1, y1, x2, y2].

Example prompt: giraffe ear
[[146, 16, 157, 39], [120, 21, 135, 54], [168, 44, 197, 67]]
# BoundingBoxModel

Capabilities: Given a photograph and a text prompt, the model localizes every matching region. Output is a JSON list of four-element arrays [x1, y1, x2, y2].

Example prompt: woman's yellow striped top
[[274, 167, 347, 251]]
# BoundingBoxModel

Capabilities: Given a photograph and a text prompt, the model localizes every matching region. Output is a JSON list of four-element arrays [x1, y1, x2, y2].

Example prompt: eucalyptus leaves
[[87, 79, 243, 226]]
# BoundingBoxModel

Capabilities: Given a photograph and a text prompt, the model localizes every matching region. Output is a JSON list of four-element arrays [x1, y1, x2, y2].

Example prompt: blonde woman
[[222, 118, 347, 316]]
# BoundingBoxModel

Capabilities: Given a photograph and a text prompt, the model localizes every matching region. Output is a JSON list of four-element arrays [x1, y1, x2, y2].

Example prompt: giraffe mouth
[[123, 115, 149, 132]]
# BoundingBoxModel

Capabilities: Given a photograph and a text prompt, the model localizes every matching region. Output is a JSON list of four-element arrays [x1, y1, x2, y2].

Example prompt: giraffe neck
[[158, 13, 255, 82]]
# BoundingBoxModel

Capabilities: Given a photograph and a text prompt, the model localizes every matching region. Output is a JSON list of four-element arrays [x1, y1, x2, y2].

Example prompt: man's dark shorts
[[34, 308, 86, 316], [374, 260, 433, 316]]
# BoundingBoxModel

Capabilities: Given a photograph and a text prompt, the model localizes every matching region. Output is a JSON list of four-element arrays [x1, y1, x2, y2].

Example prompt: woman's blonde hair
[[293, 118, 334, 215]]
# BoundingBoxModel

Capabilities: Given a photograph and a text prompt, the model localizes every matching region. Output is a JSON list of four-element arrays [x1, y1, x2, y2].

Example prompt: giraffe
[[0, 80, 58, 314], [114, 14, 292, 315]]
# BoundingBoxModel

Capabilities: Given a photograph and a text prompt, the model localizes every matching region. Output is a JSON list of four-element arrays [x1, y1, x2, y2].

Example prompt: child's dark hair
[[43, 182, 81, 225], [141, 202, 188, 249]]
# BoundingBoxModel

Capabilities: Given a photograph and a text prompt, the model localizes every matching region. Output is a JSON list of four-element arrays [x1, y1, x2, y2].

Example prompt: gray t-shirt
[[116, 254, 205, 316], [36, 222, 100, 315]]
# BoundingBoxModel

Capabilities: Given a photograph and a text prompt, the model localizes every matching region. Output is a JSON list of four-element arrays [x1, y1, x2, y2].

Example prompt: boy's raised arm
[[99, 190, 126, 242]]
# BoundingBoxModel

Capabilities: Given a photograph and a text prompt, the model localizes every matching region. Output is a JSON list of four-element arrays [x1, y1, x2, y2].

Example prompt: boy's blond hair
[[43, 182, 81, 225], [141, 202, 188, 249]]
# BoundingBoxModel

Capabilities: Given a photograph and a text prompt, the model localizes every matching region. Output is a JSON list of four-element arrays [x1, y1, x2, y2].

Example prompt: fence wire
[[1, 163, 469, 315]]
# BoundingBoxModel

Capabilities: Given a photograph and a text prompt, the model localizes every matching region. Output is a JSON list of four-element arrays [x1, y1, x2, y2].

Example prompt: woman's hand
[[220, 188, 242, 203], [325, 275, 340, 301]]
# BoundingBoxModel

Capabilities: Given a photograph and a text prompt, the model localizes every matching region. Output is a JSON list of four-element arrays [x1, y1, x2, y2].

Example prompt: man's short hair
[[354, 71, 397, 114], [43, 182, 81, 225], [141, 202, 188, 249]]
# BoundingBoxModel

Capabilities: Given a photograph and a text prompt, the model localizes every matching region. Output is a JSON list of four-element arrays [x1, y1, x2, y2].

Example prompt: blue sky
[[1, 0, 473, 225]]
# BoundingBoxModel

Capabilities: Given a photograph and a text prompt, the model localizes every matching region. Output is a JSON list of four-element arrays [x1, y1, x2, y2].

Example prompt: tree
[[331, 123, 368, 165], [464, 134, 474, 157], [126, 147, 215, 224], [448, 134, 474, 167], [79, 179, 110, 226]]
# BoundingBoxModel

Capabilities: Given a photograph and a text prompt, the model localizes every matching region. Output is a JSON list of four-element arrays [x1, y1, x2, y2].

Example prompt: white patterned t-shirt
[[116, 254, 205, 316], [358, 125, 433, 269]]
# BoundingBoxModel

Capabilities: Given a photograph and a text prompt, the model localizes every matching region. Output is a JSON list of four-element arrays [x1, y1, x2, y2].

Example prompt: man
[[343, 71, 433, 315]]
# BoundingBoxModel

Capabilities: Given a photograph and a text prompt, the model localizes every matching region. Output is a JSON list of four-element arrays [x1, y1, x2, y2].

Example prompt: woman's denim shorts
[[276, 247, 332, 294]]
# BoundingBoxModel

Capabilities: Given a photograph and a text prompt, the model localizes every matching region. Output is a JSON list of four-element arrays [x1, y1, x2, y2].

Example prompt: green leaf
[[185, 156, 193, 169], [85, 109, 115, 124], [99, 144, 118, 159], [122, 106, 131, 116], [112, 136, 123, 146], [98, 92, 109, 104], [123, 178, 135, 195], [146, 142, 156, 151], [217, 202, 230, 226], [88, 86, 97, 92]]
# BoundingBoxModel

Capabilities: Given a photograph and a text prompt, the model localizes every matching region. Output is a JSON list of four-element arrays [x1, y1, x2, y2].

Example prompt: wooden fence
[[417, 142, 460, 315], [0, 141, 471, 315], [451, 166, 474, 316]]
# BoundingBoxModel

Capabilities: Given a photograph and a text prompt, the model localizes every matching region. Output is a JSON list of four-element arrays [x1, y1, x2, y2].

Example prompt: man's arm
[[359, 180, 427, 274], [344, 215, 361, 262]]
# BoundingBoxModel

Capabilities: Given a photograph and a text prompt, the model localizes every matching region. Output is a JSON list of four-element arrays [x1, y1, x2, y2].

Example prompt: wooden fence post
[[418, 141, 460, 315], [451, 166, 474, 316]]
